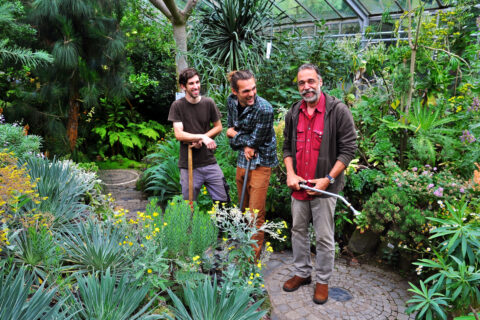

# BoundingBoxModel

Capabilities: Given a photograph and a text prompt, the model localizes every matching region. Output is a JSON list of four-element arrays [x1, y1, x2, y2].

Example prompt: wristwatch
[[326, 174, 335, 184]]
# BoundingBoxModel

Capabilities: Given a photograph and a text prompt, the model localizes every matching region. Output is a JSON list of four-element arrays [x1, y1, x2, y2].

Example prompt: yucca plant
[[69, 269, 161, 320], [13, 226, 63, 284], [62, 219, 135, 277], [194, 0, 279, 71], [164, 276, 267, 320], [22, 157, 93, 231], [0, 267, 72, 320]]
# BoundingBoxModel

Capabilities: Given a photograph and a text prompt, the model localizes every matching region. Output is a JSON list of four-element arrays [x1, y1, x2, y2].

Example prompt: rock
[[347, 229, 379, 254]]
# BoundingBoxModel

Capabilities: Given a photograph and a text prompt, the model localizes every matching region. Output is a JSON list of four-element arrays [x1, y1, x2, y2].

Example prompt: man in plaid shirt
[[226, 70, 278, 262]]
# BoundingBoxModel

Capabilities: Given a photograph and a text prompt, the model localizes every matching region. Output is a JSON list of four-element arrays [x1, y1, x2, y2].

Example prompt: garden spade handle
[[188, 145, 193, 209], [299, 182, 361, 216], [239, 158, 252, 211]]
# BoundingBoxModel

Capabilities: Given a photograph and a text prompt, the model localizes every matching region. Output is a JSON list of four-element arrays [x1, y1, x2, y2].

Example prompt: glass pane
[[325, 22, 340, 35], [275, 0, 316, 22], [396, 0, 441, 10], [271, 3, 297, 24], [341, 22, 361, 33], [296, 0, 346, 20], [359, 0, 403, 14]]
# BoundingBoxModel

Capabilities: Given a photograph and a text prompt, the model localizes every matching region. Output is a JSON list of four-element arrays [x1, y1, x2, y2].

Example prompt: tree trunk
[[172, 23, 188, 78], [67, 94, 80, 152]]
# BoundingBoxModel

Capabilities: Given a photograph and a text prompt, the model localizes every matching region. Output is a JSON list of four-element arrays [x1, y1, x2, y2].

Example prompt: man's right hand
[[226, 127, 237, 138], [286, 172, 305, 191], [201, 135, 217, 149]]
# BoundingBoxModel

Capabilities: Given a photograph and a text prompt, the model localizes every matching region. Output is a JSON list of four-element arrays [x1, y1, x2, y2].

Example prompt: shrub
[[0, 122, 42, 157], [161, 197, 218, 259], [406, 200, 480, 318]]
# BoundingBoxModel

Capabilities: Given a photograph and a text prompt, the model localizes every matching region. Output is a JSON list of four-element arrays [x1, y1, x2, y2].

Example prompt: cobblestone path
[[97, 169, 149, 218], [263, 251, 415, 320]]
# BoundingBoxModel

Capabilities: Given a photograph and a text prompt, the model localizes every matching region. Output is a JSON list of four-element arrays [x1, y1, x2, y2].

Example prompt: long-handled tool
[[299, 182, 361, 216], [188, 146, 194, 212], [239, 158, 252, 210]]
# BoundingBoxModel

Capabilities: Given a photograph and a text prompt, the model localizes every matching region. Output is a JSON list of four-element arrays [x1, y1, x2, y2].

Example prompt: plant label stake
[[299, 182, 361, 216]]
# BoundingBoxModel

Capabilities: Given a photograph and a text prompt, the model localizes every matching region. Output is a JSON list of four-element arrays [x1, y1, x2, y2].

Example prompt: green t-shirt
[[168, 97, 221, 169]]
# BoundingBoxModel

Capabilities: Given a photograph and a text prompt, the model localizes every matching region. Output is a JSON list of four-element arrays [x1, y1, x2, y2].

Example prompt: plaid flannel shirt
[[227, 94, 278, 169]]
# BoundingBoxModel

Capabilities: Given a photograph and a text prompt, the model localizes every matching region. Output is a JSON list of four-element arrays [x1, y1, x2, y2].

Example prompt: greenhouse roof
[[270, 0, 449, 25]]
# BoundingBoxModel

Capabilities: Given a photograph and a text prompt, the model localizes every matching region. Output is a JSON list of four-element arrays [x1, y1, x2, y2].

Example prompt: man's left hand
[[306, 178, 330, 195], [244, 146, 256, 161]]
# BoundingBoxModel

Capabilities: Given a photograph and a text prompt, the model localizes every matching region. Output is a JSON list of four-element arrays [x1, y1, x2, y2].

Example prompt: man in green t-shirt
[[168, 68, 228, 203]]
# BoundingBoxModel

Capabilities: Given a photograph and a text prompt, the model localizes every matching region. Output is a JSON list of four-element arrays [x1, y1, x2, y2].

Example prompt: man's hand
[[191, 141, 203, 149], [201, 135, 217, 149], [227, 127, 237, 138], [244, 146, 256, 160], [306, 178, 330, 195], [286, 172, 305, 191]]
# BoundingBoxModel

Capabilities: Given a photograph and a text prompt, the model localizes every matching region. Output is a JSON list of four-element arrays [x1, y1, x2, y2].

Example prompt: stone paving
[[263, 251, 415, 320], [97, 169, 149, 217]]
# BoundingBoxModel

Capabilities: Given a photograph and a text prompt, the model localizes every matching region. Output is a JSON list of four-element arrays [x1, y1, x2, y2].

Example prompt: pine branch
[[0, 40, 53, 68]]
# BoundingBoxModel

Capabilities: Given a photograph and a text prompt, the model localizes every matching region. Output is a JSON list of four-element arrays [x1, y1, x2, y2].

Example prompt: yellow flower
[[140, 244, 144, 247], [261, 284, 265, 288], [147, 269, 152, 273], [155, 227, 160, 232], [128, 242, 133, 246], [255, 273, 260, 277], [222, 237, 227, 242], [257, 262, 262, 269], [192, 255, 200, 261], [146, 235, 151, 240], [163, 222, 168, 226], [248, 281, 252, 285], [118, 242, 123, 246], [153, 212, 159, 217], [170, 202, 175, 206]]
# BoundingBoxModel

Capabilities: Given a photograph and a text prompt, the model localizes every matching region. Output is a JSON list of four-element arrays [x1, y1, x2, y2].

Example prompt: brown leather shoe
[[313, 283, 328, 304], [282, 275, 311, 292]]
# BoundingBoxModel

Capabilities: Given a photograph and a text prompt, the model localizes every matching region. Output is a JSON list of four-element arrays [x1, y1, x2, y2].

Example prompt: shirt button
[[307, 139, 310, 142]]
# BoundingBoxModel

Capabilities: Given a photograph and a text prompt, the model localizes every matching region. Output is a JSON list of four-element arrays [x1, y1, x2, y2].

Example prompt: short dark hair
[[298, 63, 322, 79], [179, 68, 200, 86], [227, 70, 255, 92]]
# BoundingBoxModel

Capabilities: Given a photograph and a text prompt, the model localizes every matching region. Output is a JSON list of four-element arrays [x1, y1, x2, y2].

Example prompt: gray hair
[[298, 63, 322, 80]]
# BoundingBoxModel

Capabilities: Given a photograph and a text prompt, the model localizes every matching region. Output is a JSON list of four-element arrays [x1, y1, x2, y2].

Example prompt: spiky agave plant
[[0, 267, 72, 320], [164, 276, 267, 320]]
